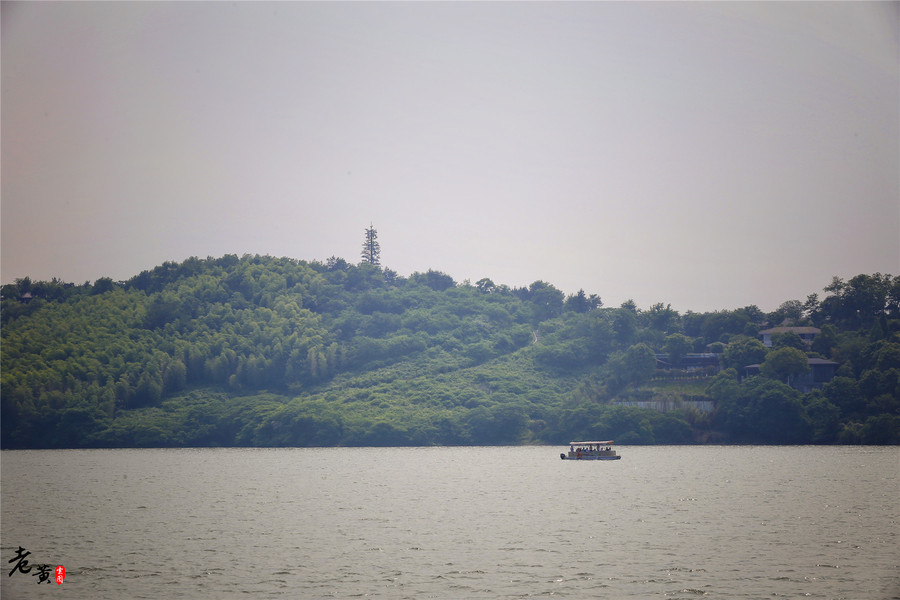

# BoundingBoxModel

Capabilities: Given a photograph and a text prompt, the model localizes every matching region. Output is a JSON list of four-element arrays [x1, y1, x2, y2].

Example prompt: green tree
[[769, 300, 804, 325], [647, 302, 678, 333], [325, 256, 350, 272], [820, 273, 896, 327], [858, 415, 900, 444], [464, 404, 528, 445], [664, 334, 693, 368], [92, 277, 117, 295], [528, 281, 564, 322], [610, 343, 657, 390], [410, 270, 455, 292], [612, 308, 637, 345], [803, 293, 821, 322], [706, 368, 740, 402], [802, 391, 841, 443], [760, 347, 810, 385], [699, 310, 751, 344], [565, 289, 592, 313], [811, 323, 838, 357], [822, 376, 865, 419], [360, 224, 381, 266], [717, 377, 812, 443], [475, 278, 496, 294], [771, 331, 806, 351], [723, 336, 768, 371]]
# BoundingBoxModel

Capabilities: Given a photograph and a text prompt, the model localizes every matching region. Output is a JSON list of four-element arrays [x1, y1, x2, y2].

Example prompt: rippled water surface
[[2, 446, 898, 599]]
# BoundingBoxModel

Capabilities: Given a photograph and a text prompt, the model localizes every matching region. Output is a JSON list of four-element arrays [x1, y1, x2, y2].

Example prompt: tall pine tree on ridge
[[361, 224, 380, 266]]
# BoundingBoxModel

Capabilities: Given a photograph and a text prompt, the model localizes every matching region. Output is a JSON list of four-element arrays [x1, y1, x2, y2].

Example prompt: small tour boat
[[560, 440, 621, 460]]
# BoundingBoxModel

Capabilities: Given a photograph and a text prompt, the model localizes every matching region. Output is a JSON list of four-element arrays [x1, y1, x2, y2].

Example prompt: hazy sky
[[3, 2, 898, 312]]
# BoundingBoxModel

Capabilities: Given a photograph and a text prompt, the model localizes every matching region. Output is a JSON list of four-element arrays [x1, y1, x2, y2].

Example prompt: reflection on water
[[2, 446, 898, 599]]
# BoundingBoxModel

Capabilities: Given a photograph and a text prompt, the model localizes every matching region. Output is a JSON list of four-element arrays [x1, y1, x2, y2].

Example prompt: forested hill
[[2, 255, 898, 448]]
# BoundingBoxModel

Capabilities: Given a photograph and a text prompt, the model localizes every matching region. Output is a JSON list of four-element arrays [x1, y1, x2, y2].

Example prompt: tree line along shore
[[2, 255, 898, 448]]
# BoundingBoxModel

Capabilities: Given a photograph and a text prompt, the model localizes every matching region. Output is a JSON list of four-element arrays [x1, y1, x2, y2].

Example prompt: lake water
[[2, 446, 898, 599]]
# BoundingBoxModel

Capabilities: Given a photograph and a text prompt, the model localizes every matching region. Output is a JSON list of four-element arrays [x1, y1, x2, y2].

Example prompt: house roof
[[758, 326, 821, 335], [744, 358, 838, 369], [807, 358, 839, 366]]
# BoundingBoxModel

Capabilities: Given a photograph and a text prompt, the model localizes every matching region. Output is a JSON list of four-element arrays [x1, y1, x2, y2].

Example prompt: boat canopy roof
[[569, 441, 614, 446]]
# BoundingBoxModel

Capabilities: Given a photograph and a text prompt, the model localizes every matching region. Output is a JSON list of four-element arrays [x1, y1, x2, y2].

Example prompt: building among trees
[[744, 357, 839, 393], [758, 326, 820, 348]]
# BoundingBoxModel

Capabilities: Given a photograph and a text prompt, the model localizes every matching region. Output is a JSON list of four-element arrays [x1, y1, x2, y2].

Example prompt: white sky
[[2, 2, 898, 313]]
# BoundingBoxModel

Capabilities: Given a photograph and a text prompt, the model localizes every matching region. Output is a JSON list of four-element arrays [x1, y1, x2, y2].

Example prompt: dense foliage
[[2, 257, 898, 448]]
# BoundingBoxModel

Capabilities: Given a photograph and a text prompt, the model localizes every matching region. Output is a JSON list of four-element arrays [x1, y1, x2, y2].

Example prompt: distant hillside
[[2, 256, 898, 447]]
